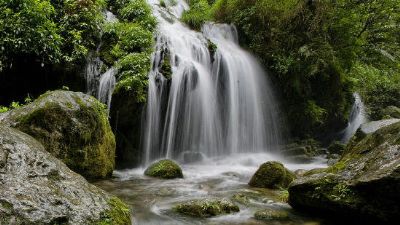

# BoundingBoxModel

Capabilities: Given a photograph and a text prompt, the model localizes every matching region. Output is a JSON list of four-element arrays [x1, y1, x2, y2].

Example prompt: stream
[[94, 153, 333, 225]]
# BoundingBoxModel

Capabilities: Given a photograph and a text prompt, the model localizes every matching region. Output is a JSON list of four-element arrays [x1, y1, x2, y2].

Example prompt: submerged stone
[[144, 159, 183, 179], [289, 122, 400, 223], [249, 161, 295, 189], [0, 125, 130, 225], [254, 208, 289, 221], [0, 90, 116, 179], [174, 198, 239, 218]]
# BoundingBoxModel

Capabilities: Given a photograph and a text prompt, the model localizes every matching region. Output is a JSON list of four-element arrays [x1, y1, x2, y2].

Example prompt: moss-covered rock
[[0, 90, 116, 179], [327, 141, 345, 155], [0, 125, 130, 225], [288, 122, 400, 223], [249, 161, 295, 189], [144, 159, 183, 179], [254, 208, 289, 221], [174, 198, 239, 218]]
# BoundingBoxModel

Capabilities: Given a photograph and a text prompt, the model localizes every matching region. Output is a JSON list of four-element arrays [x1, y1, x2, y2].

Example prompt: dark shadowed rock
[[0, 90, 116, 179], [0, 125, 130, 225], [249, 161, 295, 189], [289, 122, 400, 223]]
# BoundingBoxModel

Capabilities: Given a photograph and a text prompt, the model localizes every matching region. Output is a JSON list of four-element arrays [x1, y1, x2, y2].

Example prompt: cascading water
[[142, 1, 282, 165], [84, 10, 118, 110], [341, 92, 367, 143]]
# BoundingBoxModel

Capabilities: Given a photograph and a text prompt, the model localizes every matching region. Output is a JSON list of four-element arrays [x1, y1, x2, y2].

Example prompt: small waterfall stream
[[84, 10, 118, 111], [341, 93, 367, 143], [142, 1, 282, 165]]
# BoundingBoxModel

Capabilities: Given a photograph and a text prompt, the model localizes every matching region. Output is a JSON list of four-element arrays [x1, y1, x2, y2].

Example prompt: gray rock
[[289, 122, 400, 223], [0, 90, 116, 179], [0, 125, 130, 224], [359, 118, 400, 135]]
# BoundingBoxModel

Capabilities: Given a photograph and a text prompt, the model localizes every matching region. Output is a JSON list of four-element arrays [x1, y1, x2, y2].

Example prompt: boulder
[[288, 122, 400, 223], [174, 198, 239, 218], [144, 159, 183, 179], [357, 118, 400, 138], [249, 161, 295, 189], [0, 125, 130, 224], [0, 90, 116, 179]]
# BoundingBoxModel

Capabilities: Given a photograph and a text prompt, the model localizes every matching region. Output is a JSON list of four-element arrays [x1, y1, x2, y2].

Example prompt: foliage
[[349, 63, 400, 120], [100, 0, 156, 102], [0, 0, 62, 72], [181, 0, 212, 30], [118, 0, 157, 30]]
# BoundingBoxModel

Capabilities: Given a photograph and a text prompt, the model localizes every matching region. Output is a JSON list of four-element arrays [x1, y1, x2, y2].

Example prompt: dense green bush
[[0, 0, 62, 71], [0, 0, 106, 70], [181, 0, 212, 30], [350, 63, 400, 120]]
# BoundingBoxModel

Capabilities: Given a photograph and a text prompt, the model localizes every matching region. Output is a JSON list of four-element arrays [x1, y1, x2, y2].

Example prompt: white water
[[341, 93, 367, 143], [84, 10, 118, 111], [142, 1, 282, 165]]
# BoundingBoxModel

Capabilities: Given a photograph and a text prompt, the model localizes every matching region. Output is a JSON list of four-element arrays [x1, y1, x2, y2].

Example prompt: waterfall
[[341, 93, 367, 143], [84, 10, 118, 111], [142, 1, 282, 165]]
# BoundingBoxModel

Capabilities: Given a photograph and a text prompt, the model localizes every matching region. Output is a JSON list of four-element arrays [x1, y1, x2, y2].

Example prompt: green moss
[[248, 161, 295, 189], [96, 197, 131, 225], [144, 159, 183, 179], [254, 209, 289, 221], [13, 91, 115, 179], [181, 0, 212, 30], [174, 199, 239, 218]]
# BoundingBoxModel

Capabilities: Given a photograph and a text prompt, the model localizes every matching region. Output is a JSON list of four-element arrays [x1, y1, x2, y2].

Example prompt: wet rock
[[289, 122, 400, 223], [0, 125, 130, 224], [357, 118, 400, 138], [254, 208, 289, 221], [282, 140, 325, 163], [182, 151, 204, 163], [0, 90, 116, 179], [144, 159, 183, 179], [249, 161, 295, 189], [174, 198, 239, 218]]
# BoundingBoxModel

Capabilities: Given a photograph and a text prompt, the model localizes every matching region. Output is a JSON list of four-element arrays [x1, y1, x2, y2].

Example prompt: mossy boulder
[[144, 159, 183, 179], [0, 125, 130, 225], [249, 161, 296, 189], [174, 198, 239, 218], [254, 209, 289, 221], [0, 90, 116, 179], [288, 122, 400, 223]]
